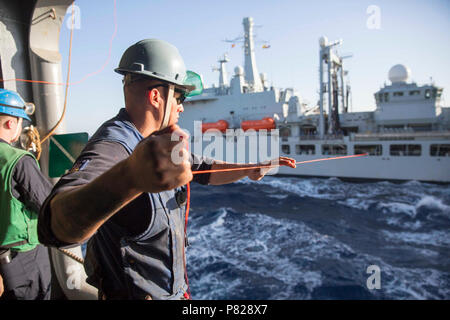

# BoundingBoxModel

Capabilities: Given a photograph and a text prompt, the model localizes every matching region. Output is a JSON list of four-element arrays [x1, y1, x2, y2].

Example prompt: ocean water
[[186, 176, 450, 300]]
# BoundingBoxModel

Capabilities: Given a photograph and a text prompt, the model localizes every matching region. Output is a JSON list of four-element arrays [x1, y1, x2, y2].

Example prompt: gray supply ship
[[179, 17, 450, 183]]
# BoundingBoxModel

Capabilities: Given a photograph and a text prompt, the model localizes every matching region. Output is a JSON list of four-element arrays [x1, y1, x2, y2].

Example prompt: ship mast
[[213, 53, 229, 88], [243, 17, 263, 92], [318, 36, 345, 137]]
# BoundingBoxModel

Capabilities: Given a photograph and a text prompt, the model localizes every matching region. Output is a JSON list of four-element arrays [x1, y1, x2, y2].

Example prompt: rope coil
[[22, 125, 42, 160]]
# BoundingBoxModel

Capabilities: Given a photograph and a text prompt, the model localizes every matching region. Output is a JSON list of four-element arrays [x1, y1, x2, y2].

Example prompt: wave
[[377, 202, 417, 217], [380, 267, 449, 299], [188, 207, 334, 299], [187, 207, 449, 299], [416, 196, 450, 214], [381, 230, 450, 247], [239, 177, 450, 219], [267, 194, 289, 200]]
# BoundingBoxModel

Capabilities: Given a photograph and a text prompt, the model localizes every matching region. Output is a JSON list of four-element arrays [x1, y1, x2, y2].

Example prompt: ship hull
[[277, 138, 449, 183], [188, 134, 450, 183]]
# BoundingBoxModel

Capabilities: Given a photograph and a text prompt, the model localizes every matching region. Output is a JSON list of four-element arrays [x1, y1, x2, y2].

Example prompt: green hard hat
[[115, 39, 202, 96]]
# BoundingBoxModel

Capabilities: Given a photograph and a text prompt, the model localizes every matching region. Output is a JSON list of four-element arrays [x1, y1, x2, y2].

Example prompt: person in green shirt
[[0, 88, 52, 300]]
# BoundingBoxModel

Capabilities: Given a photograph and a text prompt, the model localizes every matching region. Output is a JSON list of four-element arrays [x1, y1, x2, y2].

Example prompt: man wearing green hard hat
[[38, 39, 295, 300], [0, 88, 52, 300]]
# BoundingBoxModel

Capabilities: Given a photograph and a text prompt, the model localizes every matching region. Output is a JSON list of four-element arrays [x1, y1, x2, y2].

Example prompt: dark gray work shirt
[[38, 141, 212, 247], [37, 134, 213, 298]]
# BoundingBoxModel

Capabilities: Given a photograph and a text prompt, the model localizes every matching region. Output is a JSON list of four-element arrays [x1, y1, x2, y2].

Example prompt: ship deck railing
[[352, 131, 450, 141], [283, 130, 450, 142]]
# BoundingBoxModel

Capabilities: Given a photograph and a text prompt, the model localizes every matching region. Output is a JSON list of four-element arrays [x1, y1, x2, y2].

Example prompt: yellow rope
[[23, 125, 42, 160], [57, 248, 85, 265]]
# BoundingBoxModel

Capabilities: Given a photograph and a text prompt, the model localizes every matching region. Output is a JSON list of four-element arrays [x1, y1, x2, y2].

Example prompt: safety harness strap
[[0, 240, 28, 249], [161, 84, 174, 130]]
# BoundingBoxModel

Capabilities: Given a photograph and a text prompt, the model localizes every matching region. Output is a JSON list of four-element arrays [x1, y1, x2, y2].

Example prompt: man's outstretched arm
[[208, 156, 296, 185]]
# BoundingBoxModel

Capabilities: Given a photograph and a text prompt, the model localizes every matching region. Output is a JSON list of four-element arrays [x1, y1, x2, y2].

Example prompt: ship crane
[[318, 36, 351, 138]]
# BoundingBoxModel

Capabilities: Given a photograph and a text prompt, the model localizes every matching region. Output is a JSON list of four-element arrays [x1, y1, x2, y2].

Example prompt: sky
[[58, 0, 450, 135]]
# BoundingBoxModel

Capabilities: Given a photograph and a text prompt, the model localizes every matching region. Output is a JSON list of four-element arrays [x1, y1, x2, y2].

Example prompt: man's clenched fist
[[126, 125, 192, 193]]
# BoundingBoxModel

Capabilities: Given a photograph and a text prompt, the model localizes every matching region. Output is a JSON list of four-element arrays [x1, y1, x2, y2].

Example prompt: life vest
[[0, 142, 40, 252], [83, 108, 188, 300]]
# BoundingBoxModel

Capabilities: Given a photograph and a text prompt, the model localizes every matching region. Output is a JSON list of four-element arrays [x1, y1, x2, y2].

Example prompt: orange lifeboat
[[202, 120, 229, 133], [241, 117, 276, 131]]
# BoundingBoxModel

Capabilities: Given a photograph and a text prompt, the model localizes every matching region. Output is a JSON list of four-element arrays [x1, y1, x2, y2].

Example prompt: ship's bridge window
[[410, 124, 432, 132], [280, 126, 291, 141], [377, 93, 383, 103], [384, 92, 389, 102], [393, 91, 404, 97], [341, 127, 359, 135], [432, 88, 442, 99], [322, 144, 347, 155], [354, 144, 382, 156], [409, 90, 420, 96], [282, 144, 291, 155], [296, 144, 315, 155], [390, 144, 421, 156], [300, 125, 316, 136], [430, 144, 450, 157], [425, 89, 431, 99]]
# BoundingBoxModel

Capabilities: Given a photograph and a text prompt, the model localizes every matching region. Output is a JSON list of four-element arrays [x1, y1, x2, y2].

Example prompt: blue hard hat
[[0, 88, 32, 121]]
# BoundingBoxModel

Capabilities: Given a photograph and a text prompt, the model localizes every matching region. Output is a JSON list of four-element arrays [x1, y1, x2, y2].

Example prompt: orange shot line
[[191, 153, 369, 175]]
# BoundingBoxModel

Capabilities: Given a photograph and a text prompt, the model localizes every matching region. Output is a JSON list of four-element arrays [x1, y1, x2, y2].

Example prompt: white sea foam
[[268, 194, 289, 200], [188, 207, 389, 299], [381, 267, 449, 299], [342, 251, 449, 299], [188, 188, 450, 299], [377, 202, 417, 217], [381, 230, 450, 247], [385, 217, 422, 230], [210, 208, 227, 230], [239, 177, 345, 201], [374, 195, 450, 219], [338, 198, 376, 211], [242, 177, 450, 221], [416, 196, 450, 214], [188, 208, 334, 298]]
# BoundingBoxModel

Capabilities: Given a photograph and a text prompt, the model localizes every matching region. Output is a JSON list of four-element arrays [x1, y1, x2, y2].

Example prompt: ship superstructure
[[180, 17, 450, 183]]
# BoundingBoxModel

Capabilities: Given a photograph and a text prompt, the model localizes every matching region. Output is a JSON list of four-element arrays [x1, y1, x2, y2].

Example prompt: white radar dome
[[319, 36, 328, 47], [388, 64, 411, 84], [235, 65, 244, 76]]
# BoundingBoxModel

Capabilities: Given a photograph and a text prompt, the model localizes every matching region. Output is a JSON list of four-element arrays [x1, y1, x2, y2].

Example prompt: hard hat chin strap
[[160, 84, 174, 130]]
